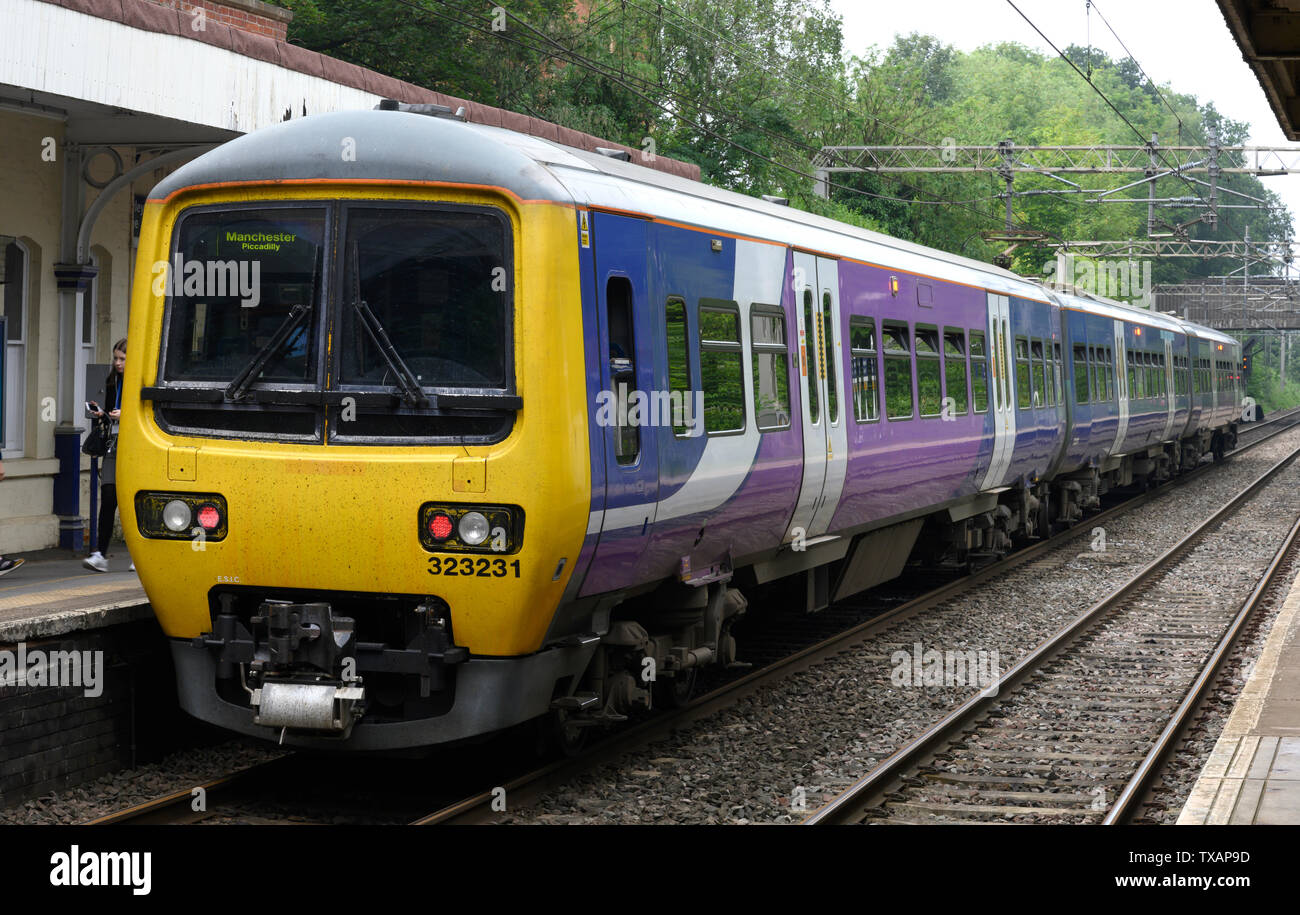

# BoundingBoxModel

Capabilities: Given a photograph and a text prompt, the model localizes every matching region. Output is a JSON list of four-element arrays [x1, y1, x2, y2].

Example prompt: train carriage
[[120, 106, 1242, 750]]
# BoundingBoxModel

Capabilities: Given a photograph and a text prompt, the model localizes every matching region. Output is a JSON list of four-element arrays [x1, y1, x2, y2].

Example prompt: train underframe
[[922, 423, 1239, 571], [182, 424, 1238, 751]]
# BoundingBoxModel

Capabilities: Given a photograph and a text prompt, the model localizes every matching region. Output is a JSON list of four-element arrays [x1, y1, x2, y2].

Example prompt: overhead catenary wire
[[407, 0, 1067, 241], [391, 0, 1039, 232], [1088, 0, 1185, 144], [1005, 0, 1222, 224], [619, 1, 1250, 239]]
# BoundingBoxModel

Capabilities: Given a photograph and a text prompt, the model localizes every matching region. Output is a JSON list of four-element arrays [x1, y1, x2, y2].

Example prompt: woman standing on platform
[[84, 338, 133, 573], [0, 454, 24, 576]]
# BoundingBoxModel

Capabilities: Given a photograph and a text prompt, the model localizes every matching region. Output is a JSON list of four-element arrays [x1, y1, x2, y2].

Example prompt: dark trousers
[[97, 483, 118, 555]]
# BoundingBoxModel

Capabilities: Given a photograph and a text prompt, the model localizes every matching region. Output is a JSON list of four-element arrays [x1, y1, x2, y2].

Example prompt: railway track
[[81, 756, 296, 825], [803, 436, 1300, 825], [80, 410, 1298, 826], [414, 416, 1300, 825]]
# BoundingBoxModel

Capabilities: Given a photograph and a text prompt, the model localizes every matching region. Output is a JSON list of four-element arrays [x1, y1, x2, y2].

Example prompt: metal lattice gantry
[[1046, 238, 1293, 262], [813, 141, 1300, 176], [812, 131, 1299, 236], [1155, 276, 1300, 330]]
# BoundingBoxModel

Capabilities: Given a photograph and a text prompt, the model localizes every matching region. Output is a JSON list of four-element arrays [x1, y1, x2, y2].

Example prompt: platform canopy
[[1219, 0, 1300, 141]]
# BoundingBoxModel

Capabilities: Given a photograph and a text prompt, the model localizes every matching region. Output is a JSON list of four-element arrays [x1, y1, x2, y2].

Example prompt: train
[[118, 103, 1243, 751]]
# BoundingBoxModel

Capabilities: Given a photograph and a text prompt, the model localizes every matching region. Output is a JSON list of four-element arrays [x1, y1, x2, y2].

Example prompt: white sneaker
[[129, 562, 135, 572], [83, 552, 109, 572]]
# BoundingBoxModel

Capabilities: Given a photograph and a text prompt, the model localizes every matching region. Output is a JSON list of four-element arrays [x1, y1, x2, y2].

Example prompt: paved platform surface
[[0, 551, 149, 642], [1178, 566, 1300, 825]]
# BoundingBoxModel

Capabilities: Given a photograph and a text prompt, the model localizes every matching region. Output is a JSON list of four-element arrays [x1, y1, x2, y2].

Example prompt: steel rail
[[81, 755, 293, 825], [803, 439, 1300, 824], [416, 423, 1299, 824], [1103, 510, 1300, 824]]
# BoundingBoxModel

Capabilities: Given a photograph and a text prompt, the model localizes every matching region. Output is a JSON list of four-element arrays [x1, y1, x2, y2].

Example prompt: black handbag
[[82, 419, 109, 457]]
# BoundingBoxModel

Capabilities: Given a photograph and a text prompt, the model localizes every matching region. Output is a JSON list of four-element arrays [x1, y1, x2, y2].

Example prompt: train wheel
[[654, 668, 698, 709], [546, 708, 589, 757]]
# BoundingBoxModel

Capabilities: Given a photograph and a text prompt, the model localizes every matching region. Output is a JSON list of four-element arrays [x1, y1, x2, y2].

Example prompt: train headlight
[[418, 503, 523, 554], [458, 511, 490, 545], [163, 500, 192, 532], [136, 492, 229, 541]]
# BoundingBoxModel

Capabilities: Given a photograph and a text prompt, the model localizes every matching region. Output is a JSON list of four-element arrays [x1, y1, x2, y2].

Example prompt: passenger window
[[970, 330, 989, 413], [1091, 347, 1103, 403], [916, 326, 942, 417], [1015, 337, 1031, 410], [803, 289, 819, 425], [1073, 345, 1090, 405], [751, 307, 790, 431], [943, 327, 968, 415], [822, 292, 839, 424], [1053, 343, 1063, 407], [666, 297, 692, 436], [1031, 340, 1045, 408], [607, 277, 639, 464], [699, 299, 744, 434], [883, 321, 913, 420], [850, 317, 880, 423]]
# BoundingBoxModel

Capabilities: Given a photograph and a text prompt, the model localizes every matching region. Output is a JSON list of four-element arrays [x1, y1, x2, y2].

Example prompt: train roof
[[1048, 288, 1188, 333], [1044, 286, 1238, 348], [149, 109, 1048, 302], [148, 109, 576, 205], [150, 107, 1245, 348]]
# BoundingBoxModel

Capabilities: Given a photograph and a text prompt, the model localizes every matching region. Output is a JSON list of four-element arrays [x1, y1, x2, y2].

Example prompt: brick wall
[[144, 0, 291, 41], [0, 621, 212, 809]]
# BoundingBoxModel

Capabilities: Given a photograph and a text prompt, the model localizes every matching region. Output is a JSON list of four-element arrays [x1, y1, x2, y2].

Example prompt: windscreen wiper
[[224, 303, 311, 403], [348, 241, 430, 409]]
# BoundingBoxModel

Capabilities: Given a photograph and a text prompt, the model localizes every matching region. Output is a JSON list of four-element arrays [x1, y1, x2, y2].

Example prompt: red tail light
[[429, 512, 454, 540], [197, 505, 222, 530]]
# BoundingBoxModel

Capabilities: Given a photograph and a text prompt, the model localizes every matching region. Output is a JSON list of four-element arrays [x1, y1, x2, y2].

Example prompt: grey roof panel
[[148, 110, 574, 203]]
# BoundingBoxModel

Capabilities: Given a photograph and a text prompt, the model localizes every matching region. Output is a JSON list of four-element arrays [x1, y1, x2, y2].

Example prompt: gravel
[[0, 740, 286, 825], [497, 427, 1300, 825], [7, 424, 1296, 827]]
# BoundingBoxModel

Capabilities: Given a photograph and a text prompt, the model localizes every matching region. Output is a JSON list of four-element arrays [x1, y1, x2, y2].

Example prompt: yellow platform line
[[0, 582, 146, 613]]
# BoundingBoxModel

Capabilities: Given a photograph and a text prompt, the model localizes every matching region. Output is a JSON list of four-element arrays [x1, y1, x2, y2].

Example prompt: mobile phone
[[85, 401, 99, 414]]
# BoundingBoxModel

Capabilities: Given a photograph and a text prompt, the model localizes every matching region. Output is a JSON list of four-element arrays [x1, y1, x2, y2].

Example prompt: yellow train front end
[[117, 110, 595, 749]]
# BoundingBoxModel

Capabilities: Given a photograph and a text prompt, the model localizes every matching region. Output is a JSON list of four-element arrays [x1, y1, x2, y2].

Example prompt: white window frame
[[2, 237, 29, 457]]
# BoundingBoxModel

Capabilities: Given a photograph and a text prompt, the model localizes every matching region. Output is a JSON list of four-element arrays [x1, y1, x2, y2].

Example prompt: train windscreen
[[152, 201, 514, 444]]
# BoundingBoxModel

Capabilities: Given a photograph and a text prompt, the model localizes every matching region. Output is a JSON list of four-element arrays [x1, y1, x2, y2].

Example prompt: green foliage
[[1243, 335, 1300, 413], [281, 1, 1292, 275]]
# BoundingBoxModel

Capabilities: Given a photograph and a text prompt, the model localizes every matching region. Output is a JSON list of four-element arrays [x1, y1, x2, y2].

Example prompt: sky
[[828, 0, 1300, 256]]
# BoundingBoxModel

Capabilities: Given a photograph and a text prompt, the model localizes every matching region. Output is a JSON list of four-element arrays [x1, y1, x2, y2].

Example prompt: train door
[[787, 251, 844, 541], [1111, 320, 1130, 455], [1162, 337, 1176, 440], [809, 258, 847, 534], [586, 211, 660, 590], [979, 293, 1016, 489]]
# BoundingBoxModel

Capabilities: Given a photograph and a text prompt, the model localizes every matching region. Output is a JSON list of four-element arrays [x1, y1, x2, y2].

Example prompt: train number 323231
[[428, 556, 521, 578]]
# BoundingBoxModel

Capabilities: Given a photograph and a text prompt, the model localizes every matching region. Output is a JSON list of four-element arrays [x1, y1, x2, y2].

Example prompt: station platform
[[1178, 568, 1300, 825], [0, 550, 149, 643]]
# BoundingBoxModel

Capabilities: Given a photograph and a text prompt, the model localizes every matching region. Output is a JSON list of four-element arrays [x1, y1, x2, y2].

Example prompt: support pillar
[[52, 263, 98, 551], [1282, 332, 1288, 391]]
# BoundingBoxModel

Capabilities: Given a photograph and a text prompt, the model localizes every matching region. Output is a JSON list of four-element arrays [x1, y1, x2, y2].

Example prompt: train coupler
[[251, 678, 366, 739]]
